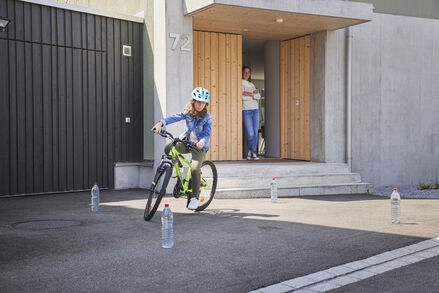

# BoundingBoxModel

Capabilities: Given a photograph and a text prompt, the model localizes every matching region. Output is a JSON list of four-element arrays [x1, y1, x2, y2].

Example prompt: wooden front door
[[280, 36, 311, 160], [193, 31, 243, 160]]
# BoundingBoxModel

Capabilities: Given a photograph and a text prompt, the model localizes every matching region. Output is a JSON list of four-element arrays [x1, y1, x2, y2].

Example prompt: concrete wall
[[264, 41, 281, 158], [351, 13, 439, 187], [310, 29, 347, 164], [325, 28, 348, 163], [310, 31, 326, 162]]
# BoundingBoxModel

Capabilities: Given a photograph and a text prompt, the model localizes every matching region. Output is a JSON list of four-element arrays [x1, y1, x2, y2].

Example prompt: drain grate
[[11, 219, 82, 231]]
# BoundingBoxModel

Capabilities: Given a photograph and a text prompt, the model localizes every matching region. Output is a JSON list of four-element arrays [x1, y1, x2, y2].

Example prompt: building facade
[[1, 0, 438, 196]]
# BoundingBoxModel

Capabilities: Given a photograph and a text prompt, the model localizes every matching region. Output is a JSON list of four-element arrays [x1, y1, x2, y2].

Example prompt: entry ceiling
[[186, 1, 374, 40]]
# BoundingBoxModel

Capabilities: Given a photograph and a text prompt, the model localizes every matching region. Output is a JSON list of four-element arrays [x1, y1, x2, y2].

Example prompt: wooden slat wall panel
[[0, 1, 143, 196], [280, 36, 311, 161], [193, 31, 242, 161]]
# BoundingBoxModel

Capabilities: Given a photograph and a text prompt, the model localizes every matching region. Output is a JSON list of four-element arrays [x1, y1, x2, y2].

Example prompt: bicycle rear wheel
[[144, 164, 172, 221], [195, 160, 217, 211]]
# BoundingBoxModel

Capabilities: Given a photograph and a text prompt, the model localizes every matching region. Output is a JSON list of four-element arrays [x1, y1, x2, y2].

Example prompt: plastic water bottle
[[91, 182, 99, 212], [161, 204, 174, 248], [391, 188, 401, 224], [270, 178, 278, 203]]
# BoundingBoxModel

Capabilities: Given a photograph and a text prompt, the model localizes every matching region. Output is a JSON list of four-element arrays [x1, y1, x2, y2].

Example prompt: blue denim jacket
[[161, 111, 212, 151]]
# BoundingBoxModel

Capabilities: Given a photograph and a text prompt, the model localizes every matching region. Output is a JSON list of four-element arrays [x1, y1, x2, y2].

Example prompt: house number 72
[[169, 33, 192, 51]]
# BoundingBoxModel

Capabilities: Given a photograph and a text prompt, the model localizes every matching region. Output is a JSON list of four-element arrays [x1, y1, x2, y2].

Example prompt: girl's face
[[242, 68, 251, 80], [194, 100, 206, 112]]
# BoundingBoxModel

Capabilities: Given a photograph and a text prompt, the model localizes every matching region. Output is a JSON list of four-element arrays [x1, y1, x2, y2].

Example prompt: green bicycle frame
[[168, 145, 210, 194]]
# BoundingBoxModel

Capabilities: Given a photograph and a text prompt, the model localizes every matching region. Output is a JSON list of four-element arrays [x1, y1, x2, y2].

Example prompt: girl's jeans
[[243, 109, 259, 154], [165, 142, 206, 199]]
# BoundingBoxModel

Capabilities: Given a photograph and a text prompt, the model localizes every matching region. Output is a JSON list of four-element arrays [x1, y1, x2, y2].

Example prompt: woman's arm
[[242, 82, 254, 101]]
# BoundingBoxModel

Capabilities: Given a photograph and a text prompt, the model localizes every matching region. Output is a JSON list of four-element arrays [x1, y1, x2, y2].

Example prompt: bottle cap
[[94, 181, 97, 185], [393, 188, 397, 190], [165, 204, 169, 207]]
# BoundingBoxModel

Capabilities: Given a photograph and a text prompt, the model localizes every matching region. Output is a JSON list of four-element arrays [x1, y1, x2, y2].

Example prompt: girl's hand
[[253, 89, 259, 94], [152, 122, 163, 134], [243, 91, 253, 96], [196, 142, 203, 150]]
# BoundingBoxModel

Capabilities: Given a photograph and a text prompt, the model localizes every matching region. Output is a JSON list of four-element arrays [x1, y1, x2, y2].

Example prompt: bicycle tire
[[144, 164, 172, 221], [187, 160, 217, 211]]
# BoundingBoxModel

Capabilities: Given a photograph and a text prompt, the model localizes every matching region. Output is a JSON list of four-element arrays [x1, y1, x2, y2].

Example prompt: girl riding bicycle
[[152, 87, 212, 210]]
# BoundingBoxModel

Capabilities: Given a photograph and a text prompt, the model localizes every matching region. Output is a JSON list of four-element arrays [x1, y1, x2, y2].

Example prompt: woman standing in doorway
[[242, 66, 261, 160]]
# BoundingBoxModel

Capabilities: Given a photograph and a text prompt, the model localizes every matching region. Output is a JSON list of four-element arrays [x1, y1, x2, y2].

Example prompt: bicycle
[[144, 129, 218, 221]]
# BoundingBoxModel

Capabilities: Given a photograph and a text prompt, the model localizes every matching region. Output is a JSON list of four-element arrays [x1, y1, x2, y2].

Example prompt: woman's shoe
[[246, 150, 252, 160], [252, 152, 260, 160]]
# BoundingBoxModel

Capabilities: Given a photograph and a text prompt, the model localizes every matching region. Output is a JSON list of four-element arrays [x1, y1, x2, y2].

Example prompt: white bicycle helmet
[[192, 87, 210, 103]]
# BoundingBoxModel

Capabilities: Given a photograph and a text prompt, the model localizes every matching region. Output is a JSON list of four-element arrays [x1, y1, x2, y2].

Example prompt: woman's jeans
[[243, 109, 259, 154], [165, 142, 206, 199]]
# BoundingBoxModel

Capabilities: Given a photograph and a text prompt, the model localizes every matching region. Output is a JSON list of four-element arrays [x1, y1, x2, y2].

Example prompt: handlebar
[[151, 128, 196, 150]]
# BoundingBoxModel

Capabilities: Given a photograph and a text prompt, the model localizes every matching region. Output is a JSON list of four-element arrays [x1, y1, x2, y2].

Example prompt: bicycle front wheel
[[196, 160, 217, 211], [144, 164, 172, 221]]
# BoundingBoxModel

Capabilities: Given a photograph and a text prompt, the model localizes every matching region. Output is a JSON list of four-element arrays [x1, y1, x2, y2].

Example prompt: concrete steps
[[216, 173, 362, 189], [212, 161, 373, 199]]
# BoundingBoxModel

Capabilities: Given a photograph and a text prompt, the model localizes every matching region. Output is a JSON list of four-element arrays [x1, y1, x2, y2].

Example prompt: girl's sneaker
[[188, 197, 199, 210], [246, 150, 252, 160], [252, 152, 260, 160]]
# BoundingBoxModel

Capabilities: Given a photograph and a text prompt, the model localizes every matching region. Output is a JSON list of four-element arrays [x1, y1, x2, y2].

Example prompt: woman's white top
[[242, 79, 261, 111]]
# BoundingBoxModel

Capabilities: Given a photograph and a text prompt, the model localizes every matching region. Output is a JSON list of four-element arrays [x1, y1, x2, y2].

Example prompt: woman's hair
[[242, 65, 251, 82], [184, 100, 208, 118]]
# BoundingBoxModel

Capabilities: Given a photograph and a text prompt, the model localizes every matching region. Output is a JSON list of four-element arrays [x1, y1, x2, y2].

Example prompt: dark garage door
[[0, 0, 143, 196]]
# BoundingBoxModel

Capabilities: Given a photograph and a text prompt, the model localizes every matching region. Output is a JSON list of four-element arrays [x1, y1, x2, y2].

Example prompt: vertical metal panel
[[41, 6, 51, 44], [128, 21, 134, 161], [57, 46, 67, 191], [0, 1, 143, 196], [16, 42, 26, 194], [81, 15, 89, 188], [87, 14, 95, 50], [133, 23, 142, 162], [42, 44, 53, 192], [106, 17, 115, 188], [65, 47, 74, 190], [56, 8, 65, 46], [72, 48, 83, 189], [31, 4, 41, 43], [50, 7, 56, 45], [23, 3, 31, 42], [101, 20, 108, 187], [72, 11, 81, 48], [121, 20, 128, 161], [32, 43, 44, 193], [88, 51, 97, 183], [9, 40, 18, 195], [65, 10, 72, 47], [51, 43, 59, 192], [0, 39, 10, 195], [15, 1, 24, 40], [96, 51, 103, 184], [7, 0, 16, 39], [113, 19, 121, 162]]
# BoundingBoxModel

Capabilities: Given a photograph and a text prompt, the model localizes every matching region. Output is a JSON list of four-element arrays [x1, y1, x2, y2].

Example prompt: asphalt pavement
[[1, 190, 438, 292]]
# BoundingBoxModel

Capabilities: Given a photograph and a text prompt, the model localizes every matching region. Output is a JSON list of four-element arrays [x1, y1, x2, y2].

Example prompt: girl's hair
[[184, 100, 208, 118], [242, 65, 251, 82]]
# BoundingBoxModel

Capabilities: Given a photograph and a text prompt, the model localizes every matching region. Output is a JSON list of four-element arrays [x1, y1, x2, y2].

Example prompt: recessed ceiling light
[[276, 17, 283, 23], [243, 28, 249, 32]]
